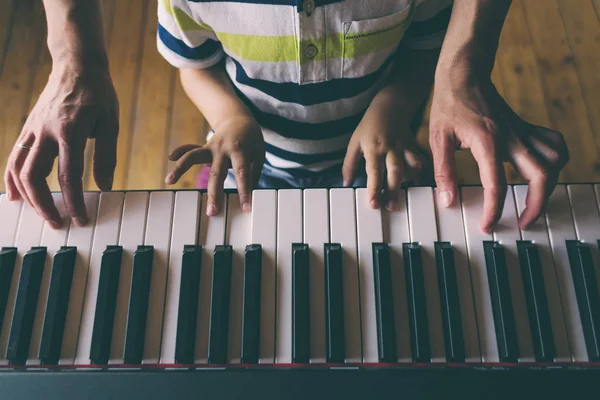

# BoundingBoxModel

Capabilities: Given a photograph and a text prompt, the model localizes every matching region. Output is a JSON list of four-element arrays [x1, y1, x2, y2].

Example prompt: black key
[[324, 243, 345, 363], [292, 243, 310, 364], [483, 241, 520, 362], [517, 241, 555, 363], [372, 243, 396, 363], [123, 245, 154, 365], [0, 247, 17, 333], [7, 246, 47, 365], [402, 243, 430, 363], [241, 244, 261, 364], [39, 246, 77, 365], [175, 245, 202, 365], [90, 245, 123, 365], [566, 240, 600, 361], [434, 242, 465, 363], [208, 245, 232, 364]]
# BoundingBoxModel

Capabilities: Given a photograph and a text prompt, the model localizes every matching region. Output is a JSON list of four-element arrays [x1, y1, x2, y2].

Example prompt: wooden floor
[[1, 0, 599, 193]]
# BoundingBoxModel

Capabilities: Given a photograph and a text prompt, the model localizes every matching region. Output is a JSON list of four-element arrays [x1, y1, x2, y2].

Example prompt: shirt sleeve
[[156, 0, 224, 69], [403, 0, 453, 50]]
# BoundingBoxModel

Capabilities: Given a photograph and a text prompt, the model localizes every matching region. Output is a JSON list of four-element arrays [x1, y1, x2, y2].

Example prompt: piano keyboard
[[0, 184, 599, 369]]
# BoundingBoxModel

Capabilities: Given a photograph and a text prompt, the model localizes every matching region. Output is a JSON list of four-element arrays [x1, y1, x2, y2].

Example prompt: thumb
[[93, 115, 119, 191], [430, 132, 458, 208]]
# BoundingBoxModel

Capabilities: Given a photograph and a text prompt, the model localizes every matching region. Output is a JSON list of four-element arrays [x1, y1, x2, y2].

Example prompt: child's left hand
[[343, 86, 427, 211]]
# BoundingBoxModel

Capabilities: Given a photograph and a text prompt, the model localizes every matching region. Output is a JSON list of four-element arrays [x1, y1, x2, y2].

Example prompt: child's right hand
[[165, 115, 265, 216]]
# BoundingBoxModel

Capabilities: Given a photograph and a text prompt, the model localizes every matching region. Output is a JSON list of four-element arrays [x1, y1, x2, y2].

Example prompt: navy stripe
[[158, 24, 221, 60], [265, 143, 347, 166], [405, 5, 452, 38], [263, 158, 348, 179], [237, 89, 366, 140], [232, 57, 392, 106], [188, 0, 343, 6]]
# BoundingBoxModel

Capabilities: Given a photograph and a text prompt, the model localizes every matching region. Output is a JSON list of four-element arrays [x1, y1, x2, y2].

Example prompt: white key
[[382, 190, 412, 362], [109, 192, 149, 364], [329, 188, 361, 362], [251, 190, 277, 364], [303, 189, 328, 363], [355, 188, 382, 363], [142, 191, 174, 364], [276, 189, 302, 364], [461, 186, 497, 362], [0, 194, 22, 246], [0, 203, 45, 365], [434, 188, 480, 362], [493, 187, 534, 362], [160, 191, 201, 365], [568, 185, 600, 297], [28, 194, 70, 365], [195, 194, 227, 363], [75, 192, 124, 365], [546, 186, 586, 360], [514, 185, 571, 361], [407, 187, 445, 362], [226, 194, 251, 364], [60, 193, 99, 365]]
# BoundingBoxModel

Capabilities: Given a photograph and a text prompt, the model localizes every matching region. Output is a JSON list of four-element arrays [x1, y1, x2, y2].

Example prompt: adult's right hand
[[4, 64, 119, 229]]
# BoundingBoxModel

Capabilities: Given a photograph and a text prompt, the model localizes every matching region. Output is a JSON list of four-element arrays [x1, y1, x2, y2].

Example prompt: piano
[[0, 184, 599, 400]]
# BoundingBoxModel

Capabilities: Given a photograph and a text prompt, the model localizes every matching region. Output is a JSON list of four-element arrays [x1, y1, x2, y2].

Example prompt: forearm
[[42, 0, 108, 70], [436, 0, 512, 81], [179, 65, 255, 131]]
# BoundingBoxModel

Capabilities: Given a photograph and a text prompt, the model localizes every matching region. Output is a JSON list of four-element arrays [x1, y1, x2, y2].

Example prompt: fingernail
[[50, 221, 61, 230], [242, 202, 251, 212], [6, 191, 12, 201], [207, 204, 216, 216], [343, 179, 349, 187], [370, 199, 378, 209], [440, 191, 451, 208], [165, 173, 174, 184], [386, 200, 397, 212], [73, 217, 87, 227]]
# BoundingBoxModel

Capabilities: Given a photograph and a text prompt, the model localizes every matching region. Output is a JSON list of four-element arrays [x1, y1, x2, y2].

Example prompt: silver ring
[[17, 143, 31, 150]]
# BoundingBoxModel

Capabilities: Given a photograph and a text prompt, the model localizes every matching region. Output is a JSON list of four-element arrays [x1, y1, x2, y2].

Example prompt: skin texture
[[3, 0, 117, 229], [430, 0, 568, 232]]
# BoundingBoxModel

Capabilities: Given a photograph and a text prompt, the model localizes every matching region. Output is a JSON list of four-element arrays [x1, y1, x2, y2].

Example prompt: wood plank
[[594, 0, 600, 21], [522, 0, 600, 182], [496, 0, 553, 184], [557, 0, 600, 177], [0, 0, 16, 75], [0, 0, 46, 193], [126, 1, 176, 190], [84, 0, 147, 191], [166, 74, 209, 190]]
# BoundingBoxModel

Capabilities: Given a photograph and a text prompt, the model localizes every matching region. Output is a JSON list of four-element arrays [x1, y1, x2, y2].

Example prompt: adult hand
[[4, 64, 119, 228], [429, 72, 568, 233]]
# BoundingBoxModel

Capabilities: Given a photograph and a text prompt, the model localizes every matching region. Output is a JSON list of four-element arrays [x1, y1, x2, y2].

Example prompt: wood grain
[[522, 0, 600, 182], [0, 0, 16, 75], [0, 0, 46, 193], [126, 2, 176, 190]]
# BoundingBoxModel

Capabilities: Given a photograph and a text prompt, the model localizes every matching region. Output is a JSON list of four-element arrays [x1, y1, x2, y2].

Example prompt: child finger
[[341, 140, 361, 187], [168, 144, 203, 161], [230, 152, 253, 212], [166, 147, 212, 185], [206, 156, 228, 217], [365, 150, 385, 209], [385, 149, 404, 211]]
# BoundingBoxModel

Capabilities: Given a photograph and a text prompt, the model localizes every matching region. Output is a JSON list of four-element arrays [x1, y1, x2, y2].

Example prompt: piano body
[[0, 184, 599, 399]]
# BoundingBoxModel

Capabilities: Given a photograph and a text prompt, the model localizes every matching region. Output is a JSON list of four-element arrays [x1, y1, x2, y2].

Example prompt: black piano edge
[[1, 364, 600, 400]]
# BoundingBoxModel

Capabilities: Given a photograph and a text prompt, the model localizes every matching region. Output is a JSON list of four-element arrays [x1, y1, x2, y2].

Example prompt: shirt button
[[303, 0, 315, 15], [304, 44, 318, 59]]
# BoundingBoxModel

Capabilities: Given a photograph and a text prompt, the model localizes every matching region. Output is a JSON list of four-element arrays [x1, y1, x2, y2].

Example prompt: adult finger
[[168, 144, 202, 161], [4, 172, 20, 201], [92, 116, 118, 191], [165, 147, 212, 185], [385, 148, 404, 211], [20, 137, 62, 228], [470, 136, 507, 233], [206, 156, 228, 216], [8, 134, 36, 205], [365, 149, 385, 209], [430, 131, 458, 208], [57, 137, 88, 226], [341, 138, 361, 187], [230, 152, 252, 212]]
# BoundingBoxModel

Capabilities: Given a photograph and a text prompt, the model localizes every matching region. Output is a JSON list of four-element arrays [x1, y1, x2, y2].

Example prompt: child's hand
[[165, 116, 265, 216], [343, 88, 427, 211]]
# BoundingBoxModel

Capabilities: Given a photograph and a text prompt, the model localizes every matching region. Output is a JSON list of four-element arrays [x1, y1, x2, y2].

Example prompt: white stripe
[[158, 4, 219, 47], [265, 152, 343, 172], [263, 128, 352, 155]]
